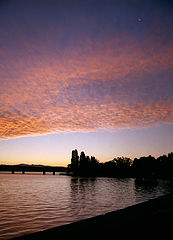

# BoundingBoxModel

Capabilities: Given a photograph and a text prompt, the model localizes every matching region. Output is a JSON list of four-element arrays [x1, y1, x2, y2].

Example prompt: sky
[[0, 0, 173, 166]]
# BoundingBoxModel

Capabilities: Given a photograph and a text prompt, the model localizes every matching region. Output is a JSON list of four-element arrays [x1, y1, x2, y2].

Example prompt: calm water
[[0, 173, 172, 240]]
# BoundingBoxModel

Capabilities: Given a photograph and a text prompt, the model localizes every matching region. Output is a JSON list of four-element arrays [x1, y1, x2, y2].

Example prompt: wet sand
[[11, 193, 173, 240]]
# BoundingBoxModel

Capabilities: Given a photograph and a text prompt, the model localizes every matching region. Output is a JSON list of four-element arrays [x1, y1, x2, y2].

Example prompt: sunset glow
[[0, 0, 173, 166]]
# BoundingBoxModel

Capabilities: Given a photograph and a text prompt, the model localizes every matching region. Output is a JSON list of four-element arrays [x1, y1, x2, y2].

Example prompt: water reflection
[[134, 178, 173, 202], [70, 177, 97, 220], [0, 174, 172, 240], [135, 178, 158, 193], [69, 177, 136, 220], [71, 177, 96, 196]]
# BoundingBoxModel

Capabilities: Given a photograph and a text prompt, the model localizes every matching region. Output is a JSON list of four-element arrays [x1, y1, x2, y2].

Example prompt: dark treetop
[[68, 149, 173, 179]]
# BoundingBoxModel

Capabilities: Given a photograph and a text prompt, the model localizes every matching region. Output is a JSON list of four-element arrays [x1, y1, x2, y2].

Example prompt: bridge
[[0, 164, 67, 175]]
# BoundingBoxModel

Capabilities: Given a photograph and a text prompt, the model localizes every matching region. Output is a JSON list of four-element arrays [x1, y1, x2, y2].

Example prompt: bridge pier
[[53, 171, 55, 175], [12, 170, 14, 174], [43, 171, 46, 175]]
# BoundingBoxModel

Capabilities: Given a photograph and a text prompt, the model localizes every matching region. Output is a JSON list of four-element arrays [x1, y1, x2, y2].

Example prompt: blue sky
[[0, 124, 173, 166]]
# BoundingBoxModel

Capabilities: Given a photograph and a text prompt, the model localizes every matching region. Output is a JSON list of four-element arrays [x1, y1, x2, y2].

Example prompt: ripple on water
[[0, 174, 172, 239]]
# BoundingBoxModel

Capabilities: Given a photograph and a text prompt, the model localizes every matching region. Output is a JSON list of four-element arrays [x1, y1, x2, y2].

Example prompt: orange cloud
[[0, 32, 173, 139]]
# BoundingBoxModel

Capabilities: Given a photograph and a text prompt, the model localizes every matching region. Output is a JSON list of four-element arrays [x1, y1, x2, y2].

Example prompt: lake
[[0, 173, 172, 239]]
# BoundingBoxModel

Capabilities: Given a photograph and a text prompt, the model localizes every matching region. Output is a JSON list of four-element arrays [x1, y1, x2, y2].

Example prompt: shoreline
[[11, 192, 173, 240]]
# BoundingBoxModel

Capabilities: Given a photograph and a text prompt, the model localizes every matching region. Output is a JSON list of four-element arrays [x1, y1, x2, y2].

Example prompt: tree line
[[67, 149, 173, 179]]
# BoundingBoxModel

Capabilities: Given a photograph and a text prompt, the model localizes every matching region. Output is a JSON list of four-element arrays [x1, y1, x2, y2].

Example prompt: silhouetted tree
[[79, 152, 91, 175], [79, 151, 86, 174], [67, 149, 173, 179], [101, 157, 132, 177], [90, 156, 99, 175], [70, 149, 79, 175], [156, 152, 173, 178], [114, 157, 132, 176], [132, 155, 156, 177], [102, 160, 117, 176]]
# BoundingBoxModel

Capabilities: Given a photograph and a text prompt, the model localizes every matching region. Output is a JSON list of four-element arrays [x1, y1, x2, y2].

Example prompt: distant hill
[[16, 163, 55, 168]]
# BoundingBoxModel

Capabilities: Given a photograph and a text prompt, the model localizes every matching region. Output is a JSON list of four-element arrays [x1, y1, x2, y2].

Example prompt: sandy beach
[[11, 192, 173, 240]]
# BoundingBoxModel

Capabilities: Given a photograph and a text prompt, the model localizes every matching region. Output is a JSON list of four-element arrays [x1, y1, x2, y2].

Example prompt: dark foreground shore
[[11, 193, 173, 240]]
